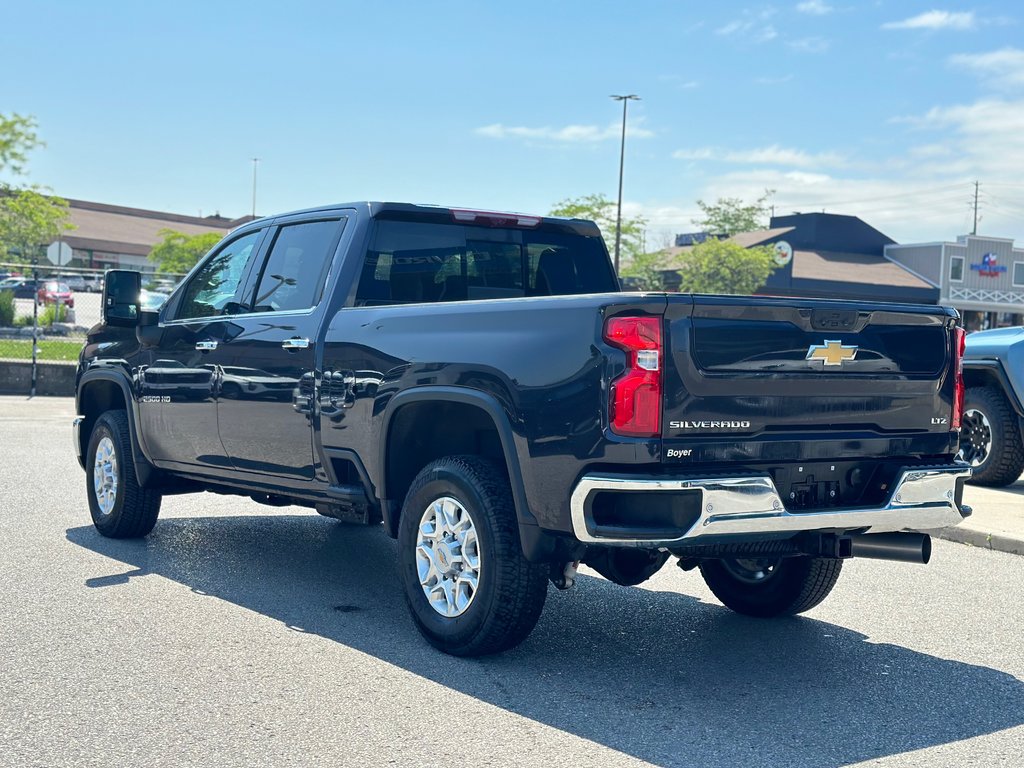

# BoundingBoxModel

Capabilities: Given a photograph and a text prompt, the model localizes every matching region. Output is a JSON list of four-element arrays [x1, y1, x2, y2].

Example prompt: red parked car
[[37, 281, 75, 308]]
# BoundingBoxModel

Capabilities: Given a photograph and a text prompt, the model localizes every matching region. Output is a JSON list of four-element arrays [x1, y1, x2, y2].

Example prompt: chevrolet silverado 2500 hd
[[74, 202, 971, 656]]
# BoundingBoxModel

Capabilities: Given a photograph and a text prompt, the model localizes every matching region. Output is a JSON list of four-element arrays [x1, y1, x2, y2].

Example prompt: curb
[[927, 525, 1024, 556]]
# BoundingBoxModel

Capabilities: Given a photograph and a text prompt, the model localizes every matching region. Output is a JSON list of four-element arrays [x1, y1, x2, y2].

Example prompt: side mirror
[[103, 270, 141, 327]]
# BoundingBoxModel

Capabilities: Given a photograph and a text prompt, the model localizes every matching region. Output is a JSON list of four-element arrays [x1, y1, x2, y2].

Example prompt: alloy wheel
[[93, 436, 118, 516], [721, 557, 781, 584], [959, 408, 993, 467], [415, 496, 481, 618]]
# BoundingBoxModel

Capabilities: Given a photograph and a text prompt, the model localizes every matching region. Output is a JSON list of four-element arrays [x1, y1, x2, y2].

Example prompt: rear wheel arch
[[962, 362, 1024, 415], [379, 387, 534, 539]]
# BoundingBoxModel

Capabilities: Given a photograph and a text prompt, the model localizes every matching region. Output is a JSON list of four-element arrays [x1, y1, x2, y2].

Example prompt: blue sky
[[4, 1, 1024, 246]]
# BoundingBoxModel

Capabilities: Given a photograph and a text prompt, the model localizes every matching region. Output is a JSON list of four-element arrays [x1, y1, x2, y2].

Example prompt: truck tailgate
[[663, 296, 958, 442]]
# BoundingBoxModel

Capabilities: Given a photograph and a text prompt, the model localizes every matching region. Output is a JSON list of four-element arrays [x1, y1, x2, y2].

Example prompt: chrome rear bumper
[[569, 465, 971, 547]]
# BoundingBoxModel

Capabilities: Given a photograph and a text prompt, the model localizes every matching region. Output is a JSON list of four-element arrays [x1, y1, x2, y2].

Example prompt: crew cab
[[74, 202, 971, 656]]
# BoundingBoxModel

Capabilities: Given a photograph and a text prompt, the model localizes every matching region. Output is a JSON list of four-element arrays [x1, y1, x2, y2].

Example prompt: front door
[[142, 228, 266, 468]]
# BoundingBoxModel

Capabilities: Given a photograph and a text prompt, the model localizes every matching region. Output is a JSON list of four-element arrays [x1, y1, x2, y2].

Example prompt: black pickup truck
[[74, 202, 971, 656]]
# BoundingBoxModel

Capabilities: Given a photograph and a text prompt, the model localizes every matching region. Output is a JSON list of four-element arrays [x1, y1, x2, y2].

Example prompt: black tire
[[86, 410, 162, 538], [398, 455, 548, 656], [699, 556, 842, 618], [962, 386, 1024, 487]]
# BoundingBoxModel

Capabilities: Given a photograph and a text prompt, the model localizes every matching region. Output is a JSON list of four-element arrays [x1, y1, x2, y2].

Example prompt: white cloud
[[670, 96, 1024, 243], [673, 148, 717, 161], [659, 74, 700, 89], [476, 120, 654, 143], [672, 144, 845, 168], [788, 36, 830, 53], [716, 8, 778, 42], [909, 143, 954, 158], [882, 10, 976, 31], [949, 47, 1024, 88], [796, 0, 832, 15]]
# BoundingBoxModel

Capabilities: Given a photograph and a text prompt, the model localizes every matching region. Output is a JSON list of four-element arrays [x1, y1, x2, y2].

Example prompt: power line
[[819, 197, 974, 218], [775, 181, 970, 211]]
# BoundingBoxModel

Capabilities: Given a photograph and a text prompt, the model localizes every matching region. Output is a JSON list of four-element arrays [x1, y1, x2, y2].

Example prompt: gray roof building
[[60, 199, 251, 273]]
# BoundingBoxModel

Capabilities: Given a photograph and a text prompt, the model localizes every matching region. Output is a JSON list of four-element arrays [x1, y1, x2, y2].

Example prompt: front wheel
[[699, 556, 842, 617], [86, 410, 162, 538], [398, 455, 548, 656]]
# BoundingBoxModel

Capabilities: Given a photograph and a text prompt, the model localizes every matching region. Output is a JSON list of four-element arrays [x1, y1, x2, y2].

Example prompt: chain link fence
[[0, 262, 183, 395]]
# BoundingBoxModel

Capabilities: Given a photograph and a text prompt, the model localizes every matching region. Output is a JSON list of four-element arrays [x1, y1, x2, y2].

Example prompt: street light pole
[[251, 157, 261, 219], [610, 95, 640, 277]]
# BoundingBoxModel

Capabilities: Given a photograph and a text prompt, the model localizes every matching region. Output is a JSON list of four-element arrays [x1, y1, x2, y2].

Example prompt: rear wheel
[[699, 555, 842, 617], [398, 455, 548, 656], [961, 386, 1024, 487], [86, 410, 162, 538]]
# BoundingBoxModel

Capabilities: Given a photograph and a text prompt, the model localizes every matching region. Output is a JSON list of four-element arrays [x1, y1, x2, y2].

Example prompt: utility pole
[[610, 94, 640, 276], [972, 180, 979, 235], [251, 158, 261, 219]]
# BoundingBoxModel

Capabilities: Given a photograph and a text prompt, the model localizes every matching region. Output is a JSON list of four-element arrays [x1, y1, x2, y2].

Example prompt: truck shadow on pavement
[[67, 514, 1024, 768]]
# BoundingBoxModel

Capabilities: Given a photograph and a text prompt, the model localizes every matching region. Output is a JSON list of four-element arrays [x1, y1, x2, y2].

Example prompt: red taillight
[[952, 326, 966, 429], [604, 316, 662, 437]]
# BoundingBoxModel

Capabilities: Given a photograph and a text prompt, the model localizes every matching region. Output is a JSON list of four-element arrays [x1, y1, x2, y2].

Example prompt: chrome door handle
[[195, 340, 218, 351], [282, 337, 311, 350]]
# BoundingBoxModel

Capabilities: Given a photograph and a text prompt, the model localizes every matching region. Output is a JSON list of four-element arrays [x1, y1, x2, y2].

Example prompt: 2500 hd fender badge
[[670, 420, 751, 430]]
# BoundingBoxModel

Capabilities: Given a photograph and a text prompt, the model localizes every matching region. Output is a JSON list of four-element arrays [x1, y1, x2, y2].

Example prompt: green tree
[[620, 251, 666, 290], [693, 189, 775, 236], [0, 114, 42, 179], [676, 239, 778, 295], [0, 188, 74, 264], [550, 193, 647, 265], [0, 113, 74, 264], [148, 228, 223, 274]]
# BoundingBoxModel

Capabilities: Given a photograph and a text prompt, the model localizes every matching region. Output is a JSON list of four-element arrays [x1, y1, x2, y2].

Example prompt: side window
[[176, 231, 261, 320], [251, 220, 341, 313], [353, 220, 616, 306]]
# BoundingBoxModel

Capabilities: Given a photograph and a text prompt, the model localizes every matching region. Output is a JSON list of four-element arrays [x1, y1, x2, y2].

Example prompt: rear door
[[212, 213, 348, 479], [662, 296, 957, 447]]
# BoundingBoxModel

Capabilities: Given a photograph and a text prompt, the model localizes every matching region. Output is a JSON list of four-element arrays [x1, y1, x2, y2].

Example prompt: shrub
[[0, 290, 14, 327], [39, 303, 68, 326]]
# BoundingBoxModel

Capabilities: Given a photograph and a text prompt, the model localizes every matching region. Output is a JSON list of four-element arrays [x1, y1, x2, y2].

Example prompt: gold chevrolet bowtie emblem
[[806, 340, 858, 367]]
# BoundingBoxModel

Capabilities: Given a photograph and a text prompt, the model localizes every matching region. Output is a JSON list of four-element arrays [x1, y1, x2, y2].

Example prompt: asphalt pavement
[[2, 396, 1023, 768]]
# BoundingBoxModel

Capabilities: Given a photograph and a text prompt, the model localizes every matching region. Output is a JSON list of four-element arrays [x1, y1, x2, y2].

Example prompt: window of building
[[949, 255, 965, 282], [251, 220, 342, 313], [176, 231, 261, 320], [1013, 261, 1024, 288]]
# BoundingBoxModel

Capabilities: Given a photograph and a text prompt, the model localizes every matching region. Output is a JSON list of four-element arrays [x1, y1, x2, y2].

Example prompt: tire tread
[[699, 556, 842, 618], [400, 455, 548, 656], [88, 410, 161, 538]]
